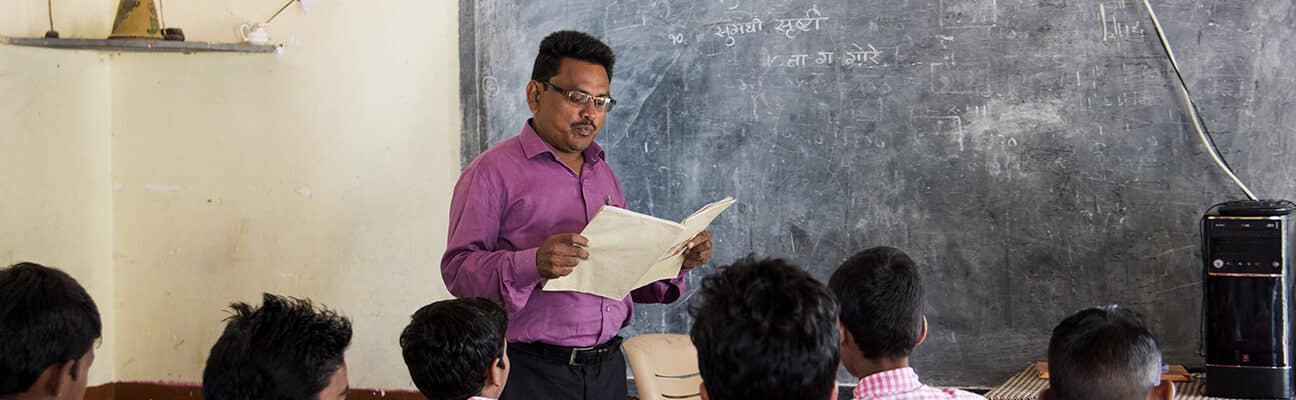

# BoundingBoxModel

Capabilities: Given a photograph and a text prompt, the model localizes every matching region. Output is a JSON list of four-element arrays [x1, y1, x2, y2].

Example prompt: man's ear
[[699, 382, 710, 400], [1150, 380, 1175, 400], [915, 316, 928, 347], [526, 81, 543, 112], [1037, 387, 1052, 400]]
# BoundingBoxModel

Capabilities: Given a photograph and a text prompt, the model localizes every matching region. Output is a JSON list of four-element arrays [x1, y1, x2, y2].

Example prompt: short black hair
[[530, 30, 616, 82], [829, 246, 924, 359], [400, 298, 508, 400], [202, 293, 352, 400], [0, 262, 102, 396], [1047, 305, 1162, 400], [689, 257, 839, 400]]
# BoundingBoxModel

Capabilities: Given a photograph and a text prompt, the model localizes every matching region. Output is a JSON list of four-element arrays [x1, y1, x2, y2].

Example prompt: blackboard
[[458, 0, 1296, 386]]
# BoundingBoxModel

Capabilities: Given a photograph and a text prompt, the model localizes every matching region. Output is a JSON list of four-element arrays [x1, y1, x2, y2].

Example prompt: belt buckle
[[568, 345, 596, 366]]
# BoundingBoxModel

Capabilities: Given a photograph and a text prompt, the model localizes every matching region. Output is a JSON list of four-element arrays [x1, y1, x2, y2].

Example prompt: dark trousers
[[499, 342, 627, 400]]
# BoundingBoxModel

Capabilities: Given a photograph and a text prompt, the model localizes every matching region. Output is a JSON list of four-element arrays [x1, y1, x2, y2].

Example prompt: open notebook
[[543, 197, 737, 299]]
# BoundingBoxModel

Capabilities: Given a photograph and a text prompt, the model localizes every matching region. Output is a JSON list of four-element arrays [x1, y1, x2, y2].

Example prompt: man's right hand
[[536, 233, 590, 279]]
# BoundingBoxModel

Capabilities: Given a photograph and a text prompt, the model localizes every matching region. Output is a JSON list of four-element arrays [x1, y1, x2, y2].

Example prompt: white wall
[[4, 0, 461, 390], [110, 0, 460, 389], [0, 0, 117, 386]]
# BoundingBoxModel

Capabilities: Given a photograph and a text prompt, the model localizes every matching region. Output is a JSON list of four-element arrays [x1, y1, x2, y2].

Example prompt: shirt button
[[605, 306, 612, 312]]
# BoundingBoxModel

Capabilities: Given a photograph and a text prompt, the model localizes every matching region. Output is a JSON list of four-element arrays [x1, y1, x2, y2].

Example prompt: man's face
[[316, 363, 349, 400], [528, 57, 611, 159]]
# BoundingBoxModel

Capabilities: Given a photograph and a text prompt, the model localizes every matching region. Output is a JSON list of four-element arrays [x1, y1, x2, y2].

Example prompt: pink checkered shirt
[[852, 367, 986, 400]]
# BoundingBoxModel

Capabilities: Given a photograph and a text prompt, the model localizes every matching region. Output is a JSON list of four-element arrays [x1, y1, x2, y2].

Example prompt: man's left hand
[[681, 231, 713, 271]]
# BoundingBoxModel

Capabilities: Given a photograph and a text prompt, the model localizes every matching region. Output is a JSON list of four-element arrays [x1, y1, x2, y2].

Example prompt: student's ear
[[915, 316, 928, 347], [1037, 388, 1052, 400], [828, 383, 838, 400], [699, 382, 710, 400], [838, 320, 854, 347], [1150, 380, 1174, 400], [486, 356, 508, 388], [36, 359, 78, 398]]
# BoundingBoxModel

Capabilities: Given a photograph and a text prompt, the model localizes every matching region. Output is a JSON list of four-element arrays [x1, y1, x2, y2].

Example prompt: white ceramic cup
[[239, 22, 270, 45]]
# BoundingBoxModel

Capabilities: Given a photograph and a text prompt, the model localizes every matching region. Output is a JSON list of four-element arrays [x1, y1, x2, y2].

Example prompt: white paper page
[[635, 197, 738, 287], [680, 197, 736, 235], [543, 206, 684, 299]]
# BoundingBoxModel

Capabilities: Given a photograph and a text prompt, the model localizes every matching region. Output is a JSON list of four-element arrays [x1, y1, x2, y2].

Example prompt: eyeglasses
[[539, 81, 617, 112]]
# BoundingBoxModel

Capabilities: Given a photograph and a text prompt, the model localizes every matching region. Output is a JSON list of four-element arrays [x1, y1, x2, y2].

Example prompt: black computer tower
[[1203, 200, 1296, 399]]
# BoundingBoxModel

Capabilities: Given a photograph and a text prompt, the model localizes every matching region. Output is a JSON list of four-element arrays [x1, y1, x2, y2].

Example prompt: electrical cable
[[1140, 0, 1258, 201]]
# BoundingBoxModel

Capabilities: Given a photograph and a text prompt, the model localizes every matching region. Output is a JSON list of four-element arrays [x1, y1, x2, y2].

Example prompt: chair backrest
[[623, 333, 702, 400]]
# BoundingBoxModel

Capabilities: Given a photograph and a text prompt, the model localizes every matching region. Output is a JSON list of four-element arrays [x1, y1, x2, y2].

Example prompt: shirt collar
[[519, 119, 606, 164], [854, 367, 924, 399]]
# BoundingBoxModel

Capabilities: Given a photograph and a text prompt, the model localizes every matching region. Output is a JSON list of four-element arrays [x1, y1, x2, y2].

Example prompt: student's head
[[1040, 305, 1172, 400], [828, 246, 926, 377], [0, 262, 102, 400], [400, 298, 509, 400], [526, 30, 617, 158], [202, 293, 352, 400], [689, 257, 840, 400]]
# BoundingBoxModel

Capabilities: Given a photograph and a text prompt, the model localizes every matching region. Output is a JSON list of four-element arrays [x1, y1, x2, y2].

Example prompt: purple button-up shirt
[[442, 121, 686, 347]]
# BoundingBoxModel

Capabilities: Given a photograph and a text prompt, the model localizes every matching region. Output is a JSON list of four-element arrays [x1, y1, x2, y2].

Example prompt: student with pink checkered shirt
[[829, 247, 984, 400]]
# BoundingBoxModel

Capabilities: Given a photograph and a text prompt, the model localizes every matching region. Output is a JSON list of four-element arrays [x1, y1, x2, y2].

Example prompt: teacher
[[441, 30, 713, 400]]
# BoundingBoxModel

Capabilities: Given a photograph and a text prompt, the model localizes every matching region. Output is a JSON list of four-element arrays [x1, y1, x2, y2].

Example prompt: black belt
[[511, 336, 623, 366]]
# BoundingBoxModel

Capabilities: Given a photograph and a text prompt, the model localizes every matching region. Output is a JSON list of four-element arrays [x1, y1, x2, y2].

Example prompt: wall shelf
[[3, 37, 276, 53]]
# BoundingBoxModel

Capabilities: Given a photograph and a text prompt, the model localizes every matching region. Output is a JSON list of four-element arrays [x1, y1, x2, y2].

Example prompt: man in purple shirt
[[442, 31, 714, 400]]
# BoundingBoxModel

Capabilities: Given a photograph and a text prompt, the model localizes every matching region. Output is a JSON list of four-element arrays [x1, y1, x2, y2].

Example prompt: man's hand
[[681, 231, 713, 272], [536, 233, 590, 279]]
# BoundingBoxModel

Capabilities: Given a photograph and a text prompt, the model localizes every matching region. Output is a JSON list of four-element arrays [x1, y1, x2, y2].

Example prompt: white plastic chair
[[623, 334, 702, 400]]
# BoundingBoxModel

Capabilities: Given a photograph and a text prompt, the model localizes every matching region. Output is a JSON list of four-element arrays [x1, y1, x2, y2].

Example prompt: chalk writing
[[815, 51, 835, 65], [913, 114, 967, 151], [931, 63, 991, 96], [842, 43, 884, 66], [668, 33, 686, 45], [767, 45, 897, 69], [850, 97, 883, 122], [1099, 3, 1142, 41], [1203, 75, 1252, 99], [786, 54, 809, 67], [772, 5, 829, 39], [712, 17, 763, 46], [769, 52, 833, 68], [482, 76, 500, 97]]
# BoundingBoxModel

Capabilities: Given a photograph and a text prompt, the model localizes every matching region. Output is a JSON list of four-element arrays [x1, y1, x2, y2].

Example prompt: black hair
[[530, 30, 616, 82], [689, 257, 839, 400], [0, 262, 102, 396], [201, 293, 352, 400], [829, 246, 924, 359], [1047, 305, 1163, 400], [400, 298, 508, 400]]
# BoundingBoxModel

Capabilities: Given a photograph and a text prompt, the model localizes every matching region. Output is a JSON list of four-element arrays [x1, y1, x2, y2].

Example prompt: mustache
[[571, 118, 597, 131]]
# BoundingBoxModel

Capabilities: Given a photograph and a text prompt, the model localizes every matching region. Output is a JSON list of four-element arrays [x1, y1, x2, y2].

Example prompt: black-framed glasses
[[539, 81, 617, 112]]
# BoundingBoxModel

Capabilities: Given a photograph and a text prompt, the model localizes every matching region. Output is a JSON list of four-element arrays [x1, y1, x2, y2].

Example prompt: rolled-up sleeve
[[441, 165, 545, 313]]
